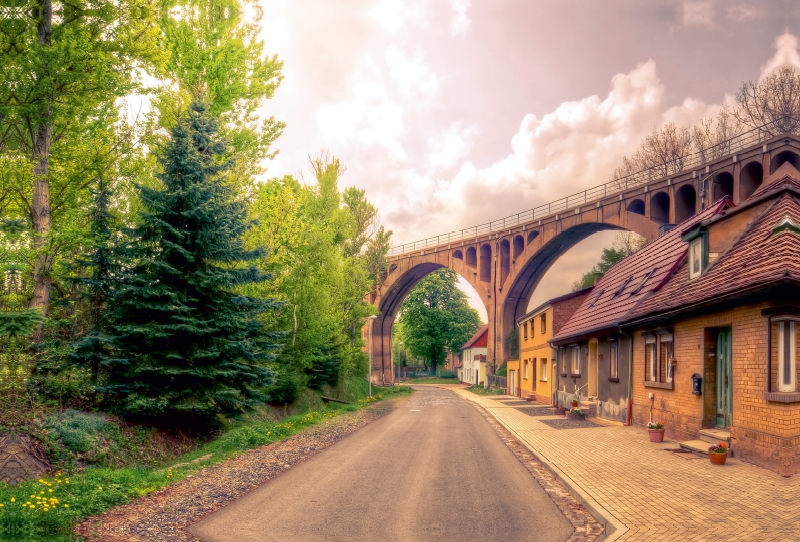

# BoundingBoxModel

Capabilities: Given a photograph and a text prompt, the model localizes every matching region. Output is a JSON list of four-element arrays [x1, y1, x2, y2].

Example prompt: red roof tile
[[626, 188, 800, 323], [461, 324, 489, 350], [551, 200, 730, 343]]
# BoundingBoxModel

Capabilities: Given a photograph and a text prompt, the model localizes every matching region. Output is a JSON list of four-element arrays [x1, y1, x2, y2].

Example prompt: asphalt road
[[190, 387, 573, 542]]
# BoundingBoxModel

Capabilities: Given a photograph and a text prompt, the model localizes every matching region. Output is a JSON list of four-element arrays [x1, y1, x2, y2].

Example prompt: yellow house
[[511, 289, 593, 403]]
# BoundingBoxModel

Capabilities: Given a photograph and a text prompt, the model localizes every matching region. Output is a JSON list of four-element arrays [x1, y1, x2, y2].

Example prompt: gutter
[[619, 326, 633, 426]]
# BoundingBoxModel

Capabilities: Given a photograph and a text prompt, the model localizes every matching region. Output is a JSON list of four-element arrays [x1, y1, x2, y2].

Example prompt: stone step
[[698, 428, 731, 446], [680, 439, 733, 457]]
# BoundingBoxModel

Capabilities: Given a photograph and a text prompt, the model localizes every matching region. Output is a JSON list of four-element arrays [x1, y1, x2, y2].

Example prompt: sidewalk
[[446, 385, 798, 542]]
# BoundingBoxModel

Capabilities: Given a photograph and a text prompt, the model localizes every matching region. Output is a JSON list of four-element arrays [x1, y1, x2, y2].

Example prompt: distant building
[[459, 324, 488, 385], [507, 289, 592, 402]]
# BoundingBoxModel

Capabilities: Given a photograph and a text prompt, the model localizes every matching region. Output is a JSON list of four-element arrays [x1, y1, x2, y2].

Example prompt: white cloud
[[428, 122, 478, 171], [760, 31, 800, 79], [369, 0, 428, 32], [385, 46, 439, 101], [679, 1, 716, 28], [449, 0, 471, 37]]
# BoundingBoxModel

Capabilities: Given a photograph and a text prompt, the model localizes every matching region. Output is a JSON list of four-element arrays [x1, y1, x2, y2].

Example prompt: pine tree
[[100, 102, 279, 424]]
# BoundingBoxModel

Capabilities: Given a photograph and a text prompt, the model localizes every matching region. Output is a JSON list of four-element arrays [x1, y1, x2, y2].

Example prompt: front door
[[509, 370, 516, 397], [715, 330, 732, 428]]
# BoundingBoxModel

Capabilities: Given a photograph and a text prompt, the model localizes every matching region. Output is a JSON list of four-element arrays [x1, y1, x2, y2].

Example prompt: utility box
[[691, 373, 702, 395]]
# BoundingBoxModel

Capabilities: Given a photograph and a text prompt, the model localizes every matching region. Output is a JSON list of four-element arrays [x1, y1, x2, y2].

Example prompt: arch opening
[[479, 244, 492, 282], [712, 172, 733, 202], [453, 249, 463, 260], [527, 230, 539, 244], [740, 161, 763, 200], [626, 199, 645, 216], [771, 151, 800, 175], [388, 263, 398, 274], [466, 247, 477, 267], [500, 239, 510, 285], [674, 184, 697, 223], [649, 192, 670, 224], [513, 235, 524, 259]]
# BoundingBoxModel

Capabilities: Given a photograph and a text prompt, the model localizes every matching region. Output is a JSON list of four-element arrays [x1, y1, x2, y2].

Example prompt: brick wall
[[631, 302, 800, 477], [552, 291, 592, 335]]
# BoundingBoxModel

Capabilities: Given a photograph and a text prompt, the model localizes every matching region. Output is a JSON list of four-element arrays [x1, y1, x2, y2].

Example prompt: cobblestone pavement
[[446, 386, 798, 542]]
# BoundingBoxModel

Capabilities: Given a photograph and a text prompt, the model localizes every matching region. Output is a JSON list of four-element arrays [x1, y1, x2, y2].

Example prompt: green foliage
[[572, 232, 647, 291], [466, 384, 505, 395], [496, 364, 507, 377], [505, 329, 519, 361], [265, 371, 300, 406], [395, 268, 481, 374], [437, 370, 457, 379], [46, 410, 109, 455], [99, 102, 280, 424]]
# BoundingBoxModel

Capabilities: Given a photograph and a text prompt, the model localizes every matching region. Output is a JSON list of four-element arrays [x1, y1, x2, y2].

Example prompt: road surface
[[190, 386, 573, 542]]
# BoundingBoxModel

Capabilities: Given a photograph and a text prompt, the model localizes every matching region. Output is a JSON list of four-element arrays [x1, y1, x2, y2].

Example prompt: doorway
[[588, 339, 598, 398], [509, 370, 517, 397], [715, 329, 732, 428]]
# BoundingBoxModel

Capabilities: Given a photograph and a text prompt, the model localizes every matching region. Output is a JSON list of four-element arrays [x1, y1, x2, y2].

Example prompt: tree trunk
[[30, 0, 53, 342]]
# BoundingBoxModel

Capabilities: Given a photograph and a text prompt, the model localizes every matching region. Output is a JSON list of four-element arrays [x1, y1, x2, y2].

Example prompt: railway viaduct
[[366, 131, 800, 386]]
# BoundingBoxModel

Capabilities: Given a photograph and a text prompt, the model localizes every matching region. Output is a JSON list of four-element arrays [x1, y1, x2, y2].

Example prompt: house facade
[[620, 161, 800, 476], [459, 324, 488, 385], [509, 289, 592, 402], [551, 198, 733, 423]]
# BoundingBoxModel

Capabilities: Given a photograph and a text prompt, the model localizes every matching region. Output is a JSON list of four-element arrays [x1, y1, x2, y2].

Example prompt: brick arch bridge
[[367, 133, 800, 386]]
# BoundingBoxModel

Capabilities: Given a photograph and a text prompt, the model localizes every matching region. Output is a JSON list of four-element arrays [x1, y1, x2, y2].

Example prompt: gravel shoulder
[[74, 398, 405, 542]]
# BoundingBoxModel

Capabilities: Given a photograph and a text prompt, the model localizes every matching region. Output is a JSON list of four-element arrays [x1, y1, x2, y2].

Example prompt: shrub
[[496, 363, 507, 376], [46, 410, 108, 454], [266, 371, 299, 405], [438, 370, 456, 379]]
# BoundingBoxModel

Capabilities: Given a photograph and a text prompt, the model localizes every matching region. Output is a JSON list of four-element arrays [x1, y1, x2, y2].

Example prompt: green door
[[715, 330, 732, 428]]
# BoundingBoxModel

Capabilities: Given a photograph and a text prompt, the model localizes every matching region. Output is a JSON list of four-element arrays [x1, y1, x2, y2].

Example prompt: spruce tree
[[101, 102, 278, 423]]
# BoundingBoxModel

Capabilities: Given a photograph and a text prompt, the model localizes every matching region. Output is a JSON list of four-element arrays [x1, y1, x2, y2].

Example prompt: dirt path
[[74, 399, 403, 542]]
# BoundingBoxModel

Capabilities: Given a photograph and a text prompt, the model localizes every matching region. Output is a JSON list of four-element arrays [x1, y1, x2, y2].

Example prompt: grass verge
[[0, 385, 411, 541], [465, 384, 505, 395]]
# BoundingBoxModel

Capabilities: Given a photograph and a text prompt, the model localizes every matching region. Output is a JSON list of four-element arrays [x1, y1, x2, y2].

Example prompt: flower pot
[[567, 411, 585, 421], [647, 429, 665, 443], [570, 401, 579, 407], [709, 452, 728, 465]]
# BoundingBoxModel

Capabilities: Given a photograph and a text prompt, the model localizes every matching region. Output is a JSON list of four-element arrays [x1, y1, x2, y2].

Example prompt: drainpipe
[[619, 327, 633, 426]]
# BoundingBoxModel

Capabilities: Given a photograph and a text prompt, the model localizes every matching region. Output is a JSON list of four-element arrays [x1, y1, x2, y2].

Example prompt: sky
[[253, 0, 800, 321]]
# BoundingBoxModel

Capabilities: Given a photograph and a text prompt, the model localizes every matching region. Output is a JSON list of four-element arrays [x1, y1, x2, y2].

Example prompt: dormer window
[[683, 227, 707, 280]]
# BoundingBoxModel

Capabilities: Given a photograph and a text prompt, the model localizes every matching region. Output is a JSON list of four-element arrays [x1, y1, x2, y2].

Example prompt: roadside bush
[[496, 364, 507, 376], [46, 410, 108, 454], [438, 370, 456, 379], [265, 371, 300, 405]]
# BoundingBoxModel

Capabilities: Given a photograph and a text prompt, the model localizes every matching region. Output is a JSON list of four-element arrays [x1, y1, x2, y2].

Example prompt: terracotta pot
[[647, 429, 665, 443], [571, 401, 579, 407], [709, 452, 728, 465]]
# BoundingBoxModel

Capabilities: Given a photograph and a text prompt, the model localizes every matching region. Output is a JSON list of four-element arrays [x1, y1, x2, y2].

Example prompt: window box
[[608, 377, 620, 383]]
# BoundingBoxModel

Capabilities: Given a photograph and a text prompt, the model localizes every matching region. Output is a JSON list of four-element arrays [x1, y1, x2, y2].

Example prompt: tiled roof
[[461, 324, 489, 350], [749, 162, 800, 199], [517, 286, 593, 325], [626, 188, 800, 323], [551, 200, 730, 343]]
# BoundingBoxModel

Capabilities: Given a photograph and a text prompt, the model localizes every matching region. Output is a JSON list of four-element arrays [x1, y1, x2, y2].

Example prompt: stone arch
[[527, 230, 539, 244], [466, 246, 477, 267], [674, 184, 697, 224], [740, 161, 763, 200], [373, 262, 488, 386], [479, 244, 492, 282], [649, 192, 670, 224], [500, 223, 628, 364], [453, 249, 463, 260], [712, 172, 734, 202], [513, 235, 524, 259], [627, 198, 645, 216], [500, 239, 510, 285], [771, 150, 800, 175]]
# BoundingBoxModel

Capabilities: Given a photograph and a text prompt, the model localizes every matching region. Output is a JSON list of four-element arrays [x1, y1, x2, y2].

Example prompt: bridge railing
[[387, 121, 788, 257]]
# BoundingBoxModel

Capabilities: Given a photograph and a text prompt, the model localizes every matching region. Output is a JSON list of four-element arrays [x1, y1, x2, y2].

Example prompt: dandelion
[[10, 497, 15, 503], [97, 486, 103, 491], [64, 504, 69, 508]]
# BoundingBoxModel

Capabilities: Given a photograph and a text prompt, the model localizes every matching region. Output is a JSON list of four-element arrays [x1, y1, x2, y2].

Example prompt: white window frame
[[661, 334, 674, 384], [524, 359, 529, 380], [570, 345, 581, 375], [646, 336, 657, 381], [689, 237, 703, 279], [559, 347, 567, 375], [778, 320, 797, 393], [540, 358, 548, 381]]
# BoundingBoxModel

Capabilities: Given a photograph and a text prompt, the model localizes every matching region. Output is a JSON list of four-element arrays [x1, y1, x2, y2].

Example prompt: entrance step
[[698, 428, 731, 447], [680, 438, 733, 457]]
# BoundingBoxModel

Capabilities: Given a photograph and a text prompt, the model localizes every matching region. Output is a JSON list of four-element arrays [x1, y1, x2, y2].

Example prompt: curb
[[456, 390, 629, 542]]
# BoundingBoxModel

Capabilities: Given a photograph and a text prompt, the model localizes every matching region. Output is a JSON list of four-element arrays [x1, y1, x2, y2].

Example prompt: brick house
[[621, 161, 800, 476], [551, 199, 732, 423], [459, 324, 488, 385], [508, 289, 592, 402]]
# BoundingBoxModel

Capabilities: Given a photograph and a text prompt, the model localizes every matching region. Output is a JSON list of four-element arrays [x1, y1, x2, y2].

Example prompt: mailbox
[[691, 373, 702, 395]]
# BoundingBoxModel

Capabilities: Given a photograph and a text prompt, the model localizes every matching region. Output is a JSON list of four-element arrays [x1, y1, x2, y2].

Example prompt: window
[[540, 358, 548, 381], [559, 347, 567, 376], [570, 345, 581, 375], [644, 333, 674, 387], [589, 289, 604, 307], [541, 314, 547, 334], [523, 359, 529, 379], [609, 340, 619, 379], [689, 237, 703, 279], [631, 267, 658, 295], [778, 320, 797, 392], [530, 319, 535, 338], [613, 276, 633, 297], [523, 322, 528, 339]]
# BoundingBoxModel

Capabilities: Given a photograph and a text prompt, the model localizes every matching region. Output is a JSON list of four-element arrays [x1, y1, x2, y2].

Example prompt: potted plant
[[570, 399, 579, 408], [708, 442, 728, 465], [646, 421, 665, 443]]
